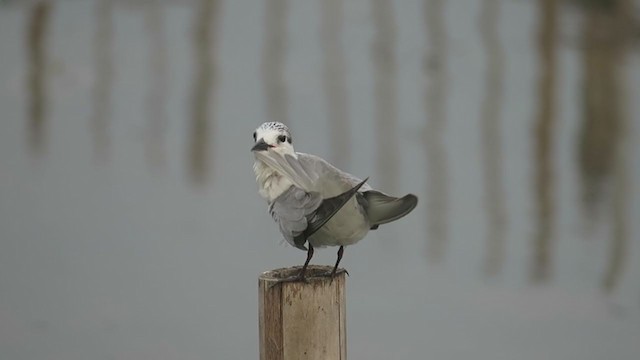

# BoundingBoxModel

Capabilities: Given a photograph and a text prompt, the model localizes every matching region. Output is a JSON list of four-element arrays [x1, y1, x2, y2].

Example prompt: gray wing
[[254, 150, 372, 194], [296, 153, 417, 228], [269, 186, 322, 250], [269, 178, 369, 250], [296, 153, 373, 195]]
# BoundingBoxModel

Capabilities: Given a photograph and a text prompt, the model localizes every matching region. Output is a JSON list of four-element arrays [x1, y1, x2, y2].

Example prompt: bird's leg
[[277, 244, 314, 284], [298, 244, 314, 280], [327, 246, 348, 281]]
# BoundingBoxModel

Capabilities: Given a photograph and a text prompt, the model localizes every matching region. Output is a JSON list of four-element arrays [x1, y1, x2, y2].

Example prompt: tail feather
[[363, 191, 418, 226]]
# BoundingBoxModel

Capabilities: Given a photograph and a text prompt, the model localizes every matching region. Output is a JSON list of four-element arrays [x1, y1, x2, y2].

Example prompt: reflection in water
[[321, 0, 350, 168], [605, 119, 629, 293], [92, 0, 113, 162], [531, 0, 558, 283], [424, 0, 448, 262], [262, 0, 288, 127], [576, 0, 634, 293], [26, 1, 51, 155], [578, 0, 626, 219], [144, 4, 168, 170], [189, 0, 219, 184], [372, 0, 398, 193], [479, 0, 506, 277]]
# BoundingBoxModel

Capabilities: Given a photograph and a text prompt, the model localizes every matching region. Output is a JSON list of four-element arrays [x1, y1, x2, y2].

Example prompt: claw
[[328, 268, 348, 284]]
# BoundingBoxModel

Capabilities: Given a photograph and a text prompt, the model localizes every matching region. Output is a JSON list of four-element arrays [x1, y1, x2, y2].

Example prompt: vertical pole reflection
[[583, 0, 633, 293], [92, 0, 113, 162], [578, 7, 617, 218], [262, 0, 288, 127], [189, 0, 219, 185], [531, 0, 558, 283], [604, 115, 629, 293], [577, 0, 630, 229], [372, 0, 398, 193], [479, 0, 506, 277], [322, 0, 350, 168], [26, 1, 51, 155], [144, 3, 168, 170], [424, 0, 448, 262]]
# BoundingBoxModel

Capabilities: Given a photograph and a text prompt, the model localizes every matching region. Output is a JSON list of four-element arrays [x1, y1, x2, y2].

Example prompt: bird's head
[[251, 122, 295, 157]]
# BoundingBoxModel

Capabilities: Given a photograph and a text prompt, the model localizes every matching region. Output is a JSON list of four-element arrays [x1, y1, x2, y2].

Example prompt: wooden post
[[259, 265, 347, 360]]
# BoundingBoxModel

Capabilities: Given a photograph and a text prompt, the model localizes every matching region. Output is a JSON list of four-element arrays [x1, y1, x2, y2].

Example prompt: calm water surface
[[1, 1, 639, 359]]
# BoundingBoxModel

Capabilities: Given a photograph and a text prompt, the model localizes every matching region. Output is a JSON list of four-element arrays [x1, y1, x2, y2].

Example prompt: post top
[[259, 265, 347, 281]]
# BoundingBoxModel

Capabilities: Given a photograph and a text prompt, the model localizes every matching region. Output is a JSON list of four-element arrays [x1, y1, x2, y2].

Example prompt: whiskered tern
[[251, 122, 418, 282]]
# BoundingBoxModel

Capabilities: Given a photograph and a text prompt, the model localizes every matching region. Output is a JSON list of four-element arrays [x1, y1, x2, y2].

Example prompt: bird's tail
[[362, 191, 418, 227]]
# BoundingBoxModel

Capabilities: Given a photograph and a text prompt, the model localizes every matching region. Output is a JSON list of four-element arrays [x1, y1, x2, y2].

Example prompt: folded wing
[[269, 178, 369, 250], [269, 186, 322, 250]]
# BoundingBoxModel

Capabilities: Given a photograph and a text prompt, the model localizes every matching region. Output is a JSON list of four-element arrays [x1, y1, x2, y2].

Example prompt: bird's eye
[[253, 131, 257, 141], [278, 135, 287, 143]]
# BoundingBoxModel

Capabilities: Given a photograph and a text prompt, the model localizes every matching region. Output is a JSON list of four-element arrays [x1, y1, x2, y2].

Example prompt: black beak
[[251, 138, 271, 152]]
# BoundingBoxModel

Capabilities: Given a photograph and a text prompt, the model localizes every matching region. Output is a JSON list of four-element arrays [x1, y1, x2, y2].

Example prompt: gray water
[[1, 1, 640, 359]]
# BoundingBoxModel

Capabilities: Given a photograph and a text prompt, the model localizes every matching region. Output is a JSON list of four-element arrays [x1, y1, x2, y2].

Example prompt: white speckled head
[[251, 122, 295, 156], [251, 122, 297, 201]]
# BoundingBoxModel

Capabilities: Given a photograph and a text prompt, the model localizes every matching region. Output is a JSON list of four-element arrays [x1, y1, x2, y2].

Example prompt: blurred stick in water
[[26, 1, 50, 155], [531, 0, 558, 283], [92, 0, 113, 162], [424, 0, 448, 262], [322, 0, 350, 169], [479, 0, 506, 277], [189, 0, 219, 184], [372, 0, 398, 193], [577, 0, 633, 293], [604, 105, 629, 293], [262, 0, 288, 127], [578, 0, 629, 222], [144, 3, 168, 170]]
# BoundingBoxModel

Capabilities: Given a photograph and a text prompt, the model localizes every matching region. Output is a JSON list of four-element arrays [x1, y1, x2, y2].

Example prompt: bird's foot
[[322, 269, 349, 284], [323, 269, 348, 277]]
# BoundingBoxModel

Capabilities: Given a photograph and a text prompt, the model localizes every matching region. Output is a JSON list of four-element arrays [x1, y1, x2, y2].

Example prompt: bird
[[251, 122, 418, 282]]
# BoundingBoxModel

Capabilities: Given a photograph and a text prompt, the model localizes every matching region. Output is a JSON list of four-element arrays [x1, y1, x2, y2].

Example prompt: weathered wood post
[[259, 265, 347, 360]]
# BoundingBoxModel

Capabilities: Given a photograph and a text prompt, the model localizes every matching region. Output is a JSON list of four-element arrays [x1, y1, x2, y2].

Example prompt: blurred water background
[[1, 0, 639, 359]]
